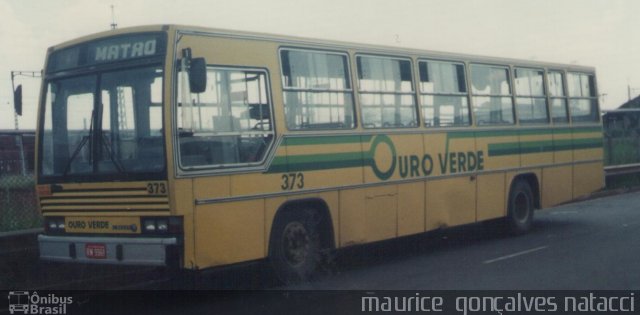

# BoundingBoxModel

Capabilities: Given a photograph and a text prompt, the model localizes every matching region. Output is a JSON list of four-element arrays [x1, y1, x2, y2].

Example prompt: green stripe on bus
[[488, 138, 603, 156], [267, 152, 365, 173], [268, 159, 364, 173], [279, 126, 601, 147], [452, 126, 601, 139], [285, 152, 363, 164], [283, 135, 373, 146], [267, 127, 603, 173]]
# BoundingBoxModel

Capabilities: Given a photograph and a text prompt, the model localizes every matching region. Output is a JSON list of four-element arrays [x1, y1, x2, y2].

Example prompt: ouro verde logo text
[[369, 135, 484, 181]]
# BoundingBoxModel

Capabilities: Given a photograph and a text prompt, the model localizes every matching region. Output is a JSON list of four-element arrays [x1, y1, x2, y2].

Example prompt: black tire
[[268, 208, 322, 284], [506, 180, 534, 235]]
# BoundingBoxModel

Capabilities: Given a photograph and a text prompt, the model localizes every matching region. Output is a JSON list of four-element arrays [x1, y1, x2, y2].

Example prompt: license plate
[[85, 243, 107, 259]]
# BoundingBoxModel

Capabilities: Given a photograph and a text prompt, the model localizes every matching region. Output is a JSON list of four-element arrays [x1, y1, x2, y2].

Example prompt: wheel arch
[[268, 197, 336, 252], [509, 172, 541, 209]]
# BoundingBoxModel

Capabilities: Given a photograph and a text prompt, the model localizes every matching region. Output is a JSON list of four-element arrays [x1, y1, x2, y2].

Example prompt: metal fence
[[603, 110, 640, 166], [0, 174, 40, 232], [0, 131, 40, 233]]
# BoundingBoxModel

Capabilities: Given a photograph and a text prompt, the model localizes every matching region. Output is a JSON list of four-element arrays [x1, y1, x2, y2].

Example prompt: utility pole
[[10, 70, 41, 175], [13, 103, 18, 130], [110, 5, 117, 30], [628, 85, 640, 102]]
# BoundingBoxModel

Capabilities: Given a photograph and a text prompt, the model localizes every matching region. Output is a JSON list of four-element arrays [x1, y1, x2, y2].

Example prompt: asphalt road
[[286, 190, 640, 290], [124, 190, 640, 314], [4, 191, 640, 314]]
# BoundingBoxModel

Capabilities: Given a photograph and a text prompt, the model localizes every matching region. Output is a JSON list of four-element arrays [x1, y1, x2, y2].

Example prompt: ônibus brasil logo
[[7, 291, 73, 314]]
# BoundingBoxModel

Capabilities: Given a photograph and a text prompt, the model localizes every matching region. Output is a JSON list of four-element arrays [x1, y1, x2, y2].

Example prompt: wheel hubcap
[[513, 191, 530, 223], [282, 222, 310, 267]]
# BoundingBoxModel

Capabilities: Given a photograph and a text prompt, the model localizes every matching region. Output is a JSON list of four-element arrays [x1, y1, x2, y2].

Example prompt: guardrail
[[604, 163, 640, 177]]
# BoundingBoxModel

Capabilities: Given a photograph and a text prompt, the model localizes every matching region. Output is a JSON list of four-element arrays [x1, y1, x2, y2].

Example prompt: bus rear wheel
[[506, 180, 534, 235], [269, 208, 322, 284]]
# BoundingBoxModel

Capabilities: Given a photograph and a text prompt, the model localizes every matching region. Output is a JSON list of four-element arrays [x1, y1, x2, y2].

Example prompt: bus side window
[[419, 60, 470, 127], [357, 55, 418, 129], [178, 68, 274, 169], [548, 71, 569, 124], [280, 49, 355, 130], [514, 68, 549, 124], [470, 64, 515, 125], [567, 72, 599, 123]]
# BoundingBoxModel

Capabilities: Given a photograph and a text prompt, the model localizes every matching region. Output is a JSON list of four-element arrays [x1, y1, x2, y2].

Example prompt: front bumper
[[38, 234, 178, 266]]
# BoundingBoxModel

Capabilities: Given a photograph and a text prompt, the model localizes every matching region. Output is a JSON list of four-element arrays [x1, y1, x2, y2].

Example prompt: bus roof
[[48, 24, 596, 73]]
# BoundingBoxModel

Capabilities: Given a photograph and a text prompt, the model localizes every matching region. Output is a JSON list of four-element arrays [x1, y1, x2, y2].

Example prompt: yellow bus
[[28, 25, 603, 283]]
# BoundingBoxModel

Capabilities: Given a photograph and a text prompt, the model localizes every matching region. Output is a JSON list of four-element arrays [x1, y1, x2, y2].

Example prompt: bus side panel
[[364, 185, 397, 242], [572, 127, 604, 198], [475, 130, 520, 171], [426, 176, 476, 230], [339, 188, 366, 247], [318, 191, 341, 249], [283, 137, 364, 189], [553, 128, 573, 163], [572, 127, 603, 163], [392, 134, 428, 236], [182, 35, 279, 70], [520, 130, 553, 167], [476, 172, 506, 221], [231, 173, 291, 197], [423, 131, 477, 230], [194, 176, 231, 200], [541, 165, 573, 207], [264, 196, 287, 256], [397, 182, 425, 237], [194, 199, 265, 268], [171, 178, 196, 269], [573, 161, 604, 199]]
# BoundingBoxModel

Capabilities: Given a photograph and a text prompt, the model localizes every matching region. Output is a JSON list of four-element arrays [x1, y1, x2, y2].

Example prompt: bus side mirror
[[13, 84, 22, 116], [189, 58, 207, 93]]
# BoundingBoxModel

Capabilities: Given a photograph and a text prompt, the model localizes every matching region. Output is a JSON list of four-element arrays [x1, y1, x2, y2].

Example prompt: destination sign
[[47, 32, 166, 73], [89, 36, 159, 62]]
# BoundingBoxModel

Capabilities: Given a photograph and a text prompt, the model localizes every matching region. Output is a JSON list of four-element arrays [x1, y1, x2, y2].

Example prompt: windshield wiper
[[101, 132, 126, 174], [61, 109, 95, 178]]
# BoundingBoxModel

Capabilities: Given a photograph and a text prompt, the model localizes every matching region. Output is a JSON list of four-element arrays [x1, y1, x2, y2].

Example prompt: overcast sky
[[1, 0, 638, 130]]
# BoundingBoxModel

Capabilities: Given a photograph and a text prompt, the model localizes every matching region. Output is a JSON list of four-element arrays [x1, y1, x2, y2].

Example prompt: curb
[[0, 228, 43, 238], [0, 229, 40, 258]]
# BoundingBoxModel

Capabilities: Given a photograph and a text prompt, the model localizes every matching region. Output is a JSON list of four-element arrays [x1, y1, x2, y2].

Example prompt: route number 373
[[147, 182, 167, 194], [281, 173, 304, 190]]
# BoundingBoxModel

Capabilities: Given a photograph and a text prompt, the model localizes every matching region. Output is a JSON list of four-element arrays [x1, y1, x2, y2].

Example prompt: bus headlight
[[45, 217, 65, 233], [141, 217, 182, 234], [157, 219, 168, 232], [143, 219, 157, 232]]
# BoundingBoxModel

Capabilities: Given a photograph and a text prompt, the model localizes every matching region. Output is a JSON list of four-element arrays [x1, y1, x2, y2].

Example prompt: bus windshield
[[39, 66, 165, 182]]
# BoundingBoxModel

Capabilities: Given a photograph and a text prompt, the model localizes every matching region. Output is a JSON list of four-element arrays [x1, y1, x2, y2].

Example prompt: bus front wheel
[[268, 208, 322, 284], [506, 180, 534, 235]]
